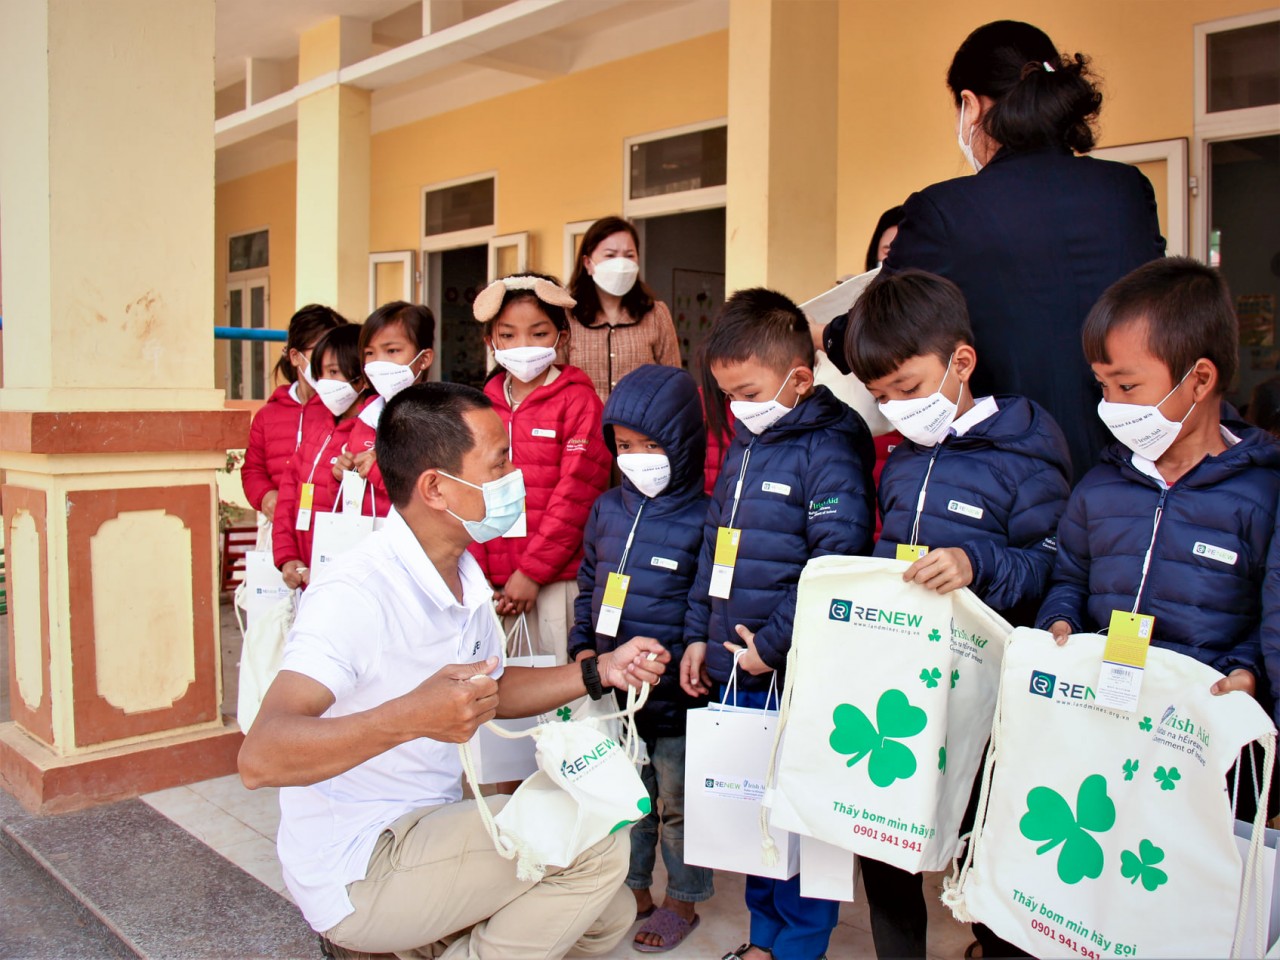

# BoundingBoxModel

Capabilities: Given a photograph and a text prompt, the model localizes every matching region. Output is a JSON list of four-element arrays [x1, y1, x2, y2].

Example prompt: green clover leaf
[[1138, 716, 1153, 732], [609, 796, 653, 834], [928, 628, 942, 642], [556, 706, 572, 722], [1019, 774, 1116, 884], [829, 690, 928, 788], [920, 667, 942, 688], [950, 669, 960, 689], [1155, 766, 1181, 791], [1122, 759, 1139, 781], [939, 743, 947, 773], [1119, 839, 1168, 892]]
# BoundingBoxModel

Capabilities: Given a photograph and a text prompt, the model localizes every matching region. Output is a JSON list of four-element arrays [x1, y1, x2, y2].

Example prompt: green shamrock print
[[1138, 716, 1153, 732], [610, 796, 653, 834], [1120, 839, 1168, 892], [928, 628, 942, 643], [829, 690, 928, 788], [1019, 774, 1116, 884], [1154, 766, 1181, 791], [556, 706, 572, 722], [920, 667, 942, 688], [1122, 759, 1139, 781], [938, 743, 947, 774], [950, 669, 960, 689]]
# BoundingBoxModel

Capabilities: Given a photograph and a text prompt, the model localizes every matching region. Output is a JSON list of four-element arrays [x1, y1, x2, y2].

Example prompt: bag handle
[[720, 647, 781, 712], [758, 646, 796, 867], [505, 614, 535, 660]]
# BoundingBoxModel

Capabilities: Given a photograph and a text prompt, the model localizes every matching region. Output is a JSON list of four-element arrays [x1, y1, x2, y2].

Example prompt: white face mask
[[298, 354, 316, 389], [438, 468, 526, 543], [314, 378, 359, 416], [957, 102, 983, 173], [617, 453, 671, 498], [364, 350, 426, 401], [1097, 368, 1196, 461], [591, 257, 639, 297], [730, 368, 799, 436], [878, 355, 963, 447], [494, 341, 559, 383]]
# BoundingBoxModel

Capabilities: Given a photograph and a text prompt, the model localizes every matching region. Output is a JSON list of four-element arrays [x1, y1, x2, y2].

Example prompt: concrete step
[[0, 793, 317, 959]]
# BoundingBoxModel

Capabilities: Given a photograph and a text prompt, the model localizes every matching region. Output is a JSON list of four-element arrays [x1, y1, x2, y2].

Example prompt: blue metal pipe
[[215, 326, 286, 342]]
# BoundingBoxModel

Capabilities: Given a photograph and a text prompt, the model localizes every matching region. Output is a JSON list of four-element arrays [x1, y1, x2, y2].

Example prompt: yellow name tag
[[896, 543, 929, 562], [1097, 610, 1155, 713], [596, 572, 631, 638], [710, 527, 741, 599], [297, 482, 315, 531]]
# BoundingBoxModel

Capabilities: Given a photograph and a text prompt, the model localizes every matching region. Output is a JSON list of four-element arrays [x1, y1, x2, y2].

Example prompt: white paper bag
[[239, 550, 290, 623], [946, 628, 1277, 960], [310, 474, 385, 575], [764, 555, 1010, 873], [1235, 821, 1280, 955], [686, 665, 799, 880], [469, 615, 557, 783], [800, 834, 860, 902]]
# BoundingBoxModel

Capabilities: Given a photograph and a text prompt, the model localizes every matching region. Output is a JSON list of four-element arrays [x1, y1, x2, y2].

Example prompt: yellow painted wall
[[836, 0, 1278, 275], [369, 31, 730, 278], [213, 161, 296, 390]]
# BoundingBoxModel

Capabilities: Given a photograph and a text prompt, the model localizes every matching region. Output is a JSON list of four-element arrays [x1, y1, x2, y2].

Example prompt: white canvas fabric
[[946, 628, 1276, 959], [235, 591, 295, 732], [763, 555, 1011, 873], [460, 681, 652, 882]]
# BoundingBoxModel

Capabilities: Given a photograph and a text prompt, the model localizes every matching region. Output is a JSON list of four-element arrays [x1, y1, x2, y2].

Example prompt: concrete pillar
[[0, 0, 248, 812], [725, 0, 838, 302], [295, 17, 372, 322]]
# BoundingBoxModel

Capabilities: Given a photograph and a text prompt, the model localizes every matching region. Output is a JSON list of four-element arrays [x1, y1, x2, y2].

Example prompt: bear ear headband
[[473, 276, 576, 323]]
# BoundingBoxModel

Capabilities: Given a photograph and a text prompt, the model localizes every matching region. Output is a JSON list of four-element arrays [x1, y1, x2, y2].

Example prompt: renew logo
[[1029, 670, 1096, 702], [827, 600, 923, 628]]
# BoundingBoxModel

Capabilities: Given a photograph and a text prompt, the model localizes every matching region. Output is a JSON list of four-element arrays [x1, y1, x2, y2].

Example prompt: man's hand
[[1211, 668, 1257, 698], [680, 642, 712, 698], [261, 489, 278, 520], [903, 548, 973, 594], [599, 637, 668, 690], [354, 450, 377, 480], [497, 570, 541, 616], [1048, 620, 1071, 646], [281, 560, 310, 590], [395, 657, 501, 743], [332, 447, 356, 481], [723, 624, 772, 675]]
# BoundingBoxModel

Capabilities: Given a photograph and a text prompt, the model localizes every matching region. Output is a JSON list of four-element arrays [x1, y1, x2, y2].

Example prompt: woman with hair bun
[[825, 20, 1165, 479]]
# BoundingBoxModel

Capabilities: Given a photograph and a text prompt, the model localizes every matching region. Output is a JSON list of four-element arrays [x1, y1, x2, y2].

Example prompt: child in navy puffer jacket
[[568, 364, 713, 951], [682, 288, 876, 960], [846, 269, 1070, 960]]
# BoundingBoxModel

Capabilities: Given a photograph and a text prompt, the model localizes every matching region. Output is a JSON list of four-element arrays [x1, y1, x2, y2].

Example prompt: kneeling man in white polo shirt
[[239, 381, 669, 960]]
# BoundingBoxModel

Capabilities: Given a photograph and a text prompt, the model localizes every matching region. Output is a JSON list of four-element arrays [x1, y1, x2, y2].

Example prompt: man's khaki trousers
[[326, 797, 633, 959]]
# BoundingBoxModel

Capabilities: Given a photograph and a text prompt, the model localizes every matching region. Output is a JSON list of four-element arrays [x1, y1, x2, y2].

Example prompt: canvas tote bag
[[763, 555, 1011, 873], [945, 628, 1276, 959]]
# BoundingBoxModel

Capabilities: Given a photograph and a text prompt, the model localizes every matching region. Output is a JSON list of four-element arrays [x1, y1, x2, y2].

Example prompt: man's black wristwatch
[[580, 655, 605, 701]]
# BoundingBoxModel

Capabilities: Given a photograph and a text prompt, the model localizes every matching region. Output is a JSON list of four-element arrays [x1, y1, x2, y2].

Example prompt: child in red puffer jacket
[[469, 274, 611, 662]]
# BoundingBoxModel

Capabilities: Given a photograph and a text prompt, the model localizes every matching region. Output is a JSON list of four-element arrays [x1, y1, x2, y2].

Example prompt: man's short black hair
[[845, 270, 974, 383], [1082, 257, 1237, 395], [377, 382, 493, 508]]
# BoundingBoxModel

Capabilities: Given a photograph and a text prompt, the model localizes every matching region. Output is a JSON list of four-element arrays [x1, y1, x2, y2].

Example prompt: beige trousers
[[326, 798, 633, 960], [502, 579, 578, 665]]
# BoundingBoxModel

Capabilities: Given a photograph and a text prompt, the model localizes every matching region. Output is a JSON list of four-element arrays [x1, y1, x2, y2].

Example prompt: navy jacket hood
[[603, 364, 706, 507]]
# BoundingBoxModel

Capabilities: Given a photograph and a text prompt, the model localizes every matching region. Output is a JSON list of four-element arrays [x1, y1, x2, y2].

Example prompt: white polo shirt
[[275, 508, 504, 933]]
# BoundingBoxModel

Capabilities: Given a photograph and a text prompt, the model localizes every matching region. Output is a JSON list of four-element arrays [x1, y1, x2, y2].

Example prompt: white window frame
[[224, 273, 270, 401], [1191, 9, 1280, 261], [368, 250, 416, 313], [623, 118, 728, 219], [1091, 139, 1189, 256], [487, 232, 529, 281], [419, 171, 498, 257], [563, 218, 597, 283]]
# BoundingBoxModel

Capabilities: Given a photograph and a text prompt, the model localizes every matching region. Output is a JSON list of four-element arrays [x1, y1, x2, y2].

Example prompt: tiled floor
[[142, 773, 973, 959]]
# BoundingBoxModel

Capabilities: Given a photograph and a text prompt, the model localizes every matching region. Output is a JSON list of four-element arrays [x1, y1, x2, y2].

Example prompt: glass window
[[1207, 20, 1280, 113], [229, 230, 269, 272], [424, 178, 494, 236], [630, 126, 727, 200]]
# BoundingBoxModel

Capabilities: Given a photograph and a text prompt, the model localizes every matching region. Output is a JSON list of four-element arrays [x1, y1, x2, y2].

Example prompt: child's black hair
[[845, 270, 973, 384], [699, 287, 814, 440], [358, 301, 436, 358], [1082, 257, 1237, 396], [276, 304, 347, 384], [480, 273, 572, 338], [308, 323, 363, 386]]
